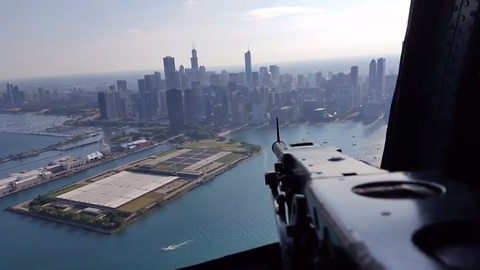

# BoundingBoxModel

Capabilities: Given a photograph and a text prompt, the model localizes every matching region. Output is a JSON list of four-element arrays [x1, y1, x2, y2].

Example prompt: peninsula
[[7, 139, 261, 234]]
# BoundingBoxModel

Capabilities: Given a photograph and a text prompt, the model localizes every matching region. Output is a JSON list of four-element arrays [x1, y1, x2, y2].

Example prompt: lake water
[[0, 114, 387, 270]]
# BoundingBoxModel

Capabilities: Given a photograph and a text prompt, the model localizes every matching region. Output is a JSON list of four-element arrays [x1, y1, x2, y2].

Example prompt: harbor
[[0, 138, 156, 198], [7, 139, 261, 234]]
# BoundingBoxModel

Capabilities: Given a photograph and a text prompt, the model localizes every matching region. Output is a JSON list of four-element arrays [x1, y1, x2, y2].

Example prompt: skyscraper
[[199, 65, 206, 85], [244, 50, 252, 87], [350, 66, 359, 88], [11, 85, 23, 105], [104, 91, 119, 120], [171, 71, 182, 90], [97, 92, 107, 119], [163, 56, 176, 91], [297, 75, 305, 89], [166, 89, 185, 132], [114, 91, 125, 119], [143, 73, 161, 117], [376, 58, 386, 98], [369, 59, 377, 91], [314, 71, 323, 88], [191, 47, 199, 76], [184, 88, 197, 125], [179, 65, 186, 88], [350, 66, 360, 106], [259, 67, 269, 86], [179, 65, 185, 76], [269, 65, 280, 86], [203, 94, 212, 124], [37, 87, 44, 104], [137, 79, 147, 118], [116, 80, 127, 92], [97, 91, 119, 120]]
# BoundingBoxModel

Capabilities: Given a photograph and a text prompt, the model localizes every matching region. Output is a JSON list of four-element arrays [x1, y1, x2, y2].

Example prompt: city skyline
[[0, 0, 410, 80]]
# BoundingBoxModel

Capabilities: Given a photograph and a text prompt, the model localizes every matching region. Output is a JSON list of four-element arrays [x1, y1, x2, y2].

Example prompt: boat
[[161, 240, 193, 252], [161, 245, 175, 252]]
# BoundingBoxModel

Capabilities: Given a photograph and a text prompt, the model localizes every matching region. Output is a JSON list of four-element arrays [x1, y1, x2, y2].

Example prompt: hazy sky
[[0, 0, 410, 80]]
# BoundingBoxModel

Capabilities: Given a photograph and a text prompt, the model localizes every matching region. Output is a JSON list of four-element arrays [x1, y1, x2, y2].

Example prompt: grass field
[[117, 191, 167, 212], [215, 153, 245, 165], [153, 165, 176, 172], [139, 164, 155, 169], [47, 183, 89, 198], [183, 140, 245, 152]]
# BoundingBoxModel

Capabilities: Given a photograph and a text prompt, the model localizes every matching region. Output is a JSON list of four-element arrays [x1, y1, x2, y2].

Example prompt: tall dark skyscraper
[[166, 89, 185, 132], [142, 73, 161, 118], [97, 91, 119, 120], [369, 59, 377, 91], [199, 65, 206, 85], [6, 83, 13, 105], [97, 92, 107, 119], [350, 66, 360, 106], [376, 58, 386, 98], [191, 47, 199, 74], [215, 88, 229, 118], [137, 79, 147, 118], [203, 94, 212, 124], [350, 66, 359, 88], [163, 56, 176, 91], [244, 50, 252, 87], [184, 88, 197, 125], [11, 85, 23, 105]]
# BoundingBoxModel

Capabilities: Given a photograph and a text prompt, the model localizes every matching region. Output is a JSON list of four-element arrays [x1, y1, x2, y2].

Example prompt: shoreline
[[6, 144, 261, 234], [0, 130, 69, 138]]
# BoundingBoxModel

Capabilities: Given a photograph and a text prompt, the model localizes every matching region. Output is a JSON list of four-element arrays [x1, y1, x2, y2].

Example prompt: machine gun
[[265, 119, 480, 270]]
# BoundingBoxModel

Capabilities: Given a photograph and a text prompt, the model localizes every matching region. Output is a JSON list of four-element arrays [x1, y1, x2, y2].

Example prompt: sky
[[0, 0, 411, 80]]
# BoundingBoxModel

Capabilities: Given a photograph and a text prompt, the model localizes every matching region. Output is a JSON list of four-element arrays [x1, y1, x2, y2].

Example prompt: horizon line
[[0, 53, 401, 82]]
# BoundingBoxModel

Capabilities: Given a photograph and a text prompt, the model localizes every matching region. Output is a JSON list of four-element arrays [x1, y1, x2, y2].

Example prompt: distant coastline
[[0, 131, 68, 138], [0, 54, 400, 89]]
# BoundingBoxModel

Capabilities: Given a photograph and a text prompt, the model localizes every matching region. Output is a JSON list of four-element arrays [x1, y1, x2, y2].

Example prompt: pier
[[6, 139, 260, 234]]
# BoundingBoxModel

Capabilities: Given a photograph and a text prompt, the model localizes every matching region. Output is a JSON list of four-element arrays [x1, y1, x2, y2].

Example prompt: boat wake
[[161, 239, 193, 252]]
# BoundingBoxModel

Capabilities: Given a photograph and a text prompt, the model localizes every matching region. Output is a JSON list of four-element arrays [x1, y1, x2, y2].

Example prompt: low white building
[[51, 156, 85, 170], [86, 151, 104, 162], [0, 168, 49, 197], [120, 139, 150, 150]]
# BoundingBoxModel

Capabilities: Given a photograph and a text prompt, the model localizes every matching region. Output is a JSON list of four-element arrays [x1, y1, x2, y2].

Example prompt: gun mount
[[265, 119, 480, 270]]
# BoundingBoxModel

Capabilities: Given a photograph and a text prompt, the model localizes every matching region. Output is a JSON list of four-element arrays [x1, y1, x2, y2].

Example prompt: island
[[7, 139, 261, 234]]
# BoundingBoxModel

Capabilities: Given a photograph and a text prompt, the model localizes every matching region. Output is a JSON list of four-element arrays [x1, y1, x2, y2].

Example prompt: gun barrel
[[272, 141, 287, 160]]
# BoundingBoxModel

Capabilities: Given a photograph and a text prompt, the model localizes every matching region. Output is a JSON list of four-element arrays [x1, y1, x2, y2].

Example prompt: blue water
[[0, 120, 387, 270], [0, 113, 70, 133], [0, 133, 64, 158], [0, 115, 140, 177], [0, 134, 119, 178]]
